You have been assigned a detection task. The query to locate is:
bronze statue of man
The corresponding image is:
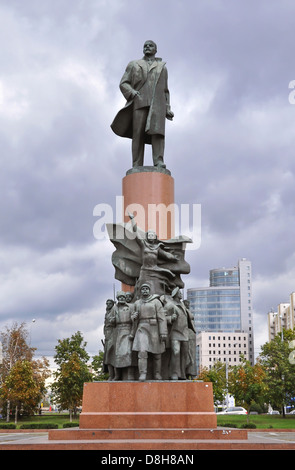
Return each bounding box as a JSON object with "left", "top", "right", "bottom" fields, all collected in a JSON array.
[
  {"left": 111, "top": 40, "right": 174, "bottom": 169},
  {"left": 132, "top": 283, "right": 168, "bottom": 381},
  {"left": 165, "top": 288, "right": 196, "bottom": 380},
  {"left": 102, "top": 299, "right": 116, "bottom": 380}
]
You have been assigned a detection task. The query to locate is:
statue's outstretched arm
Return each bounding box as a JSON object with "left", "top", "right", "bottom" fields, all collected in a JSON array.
[{"left": 128, "top": 212, "right": 143, "bottom": 246}]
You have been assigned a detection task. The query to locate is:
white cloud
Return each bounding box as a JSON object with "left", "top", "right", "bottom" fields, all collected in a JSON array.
[
  {"left": 58, "top": 60, "right": 107, "bottom": 98},
  {"left": 0, "top": 81, "right": 30, "bottom": 120}
]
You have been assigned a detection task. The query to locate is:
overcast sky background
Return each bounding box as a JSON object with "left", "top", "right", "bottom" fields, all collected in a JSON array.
[{"left": 1, "top": 0, "right": 295, "bottom": 363}]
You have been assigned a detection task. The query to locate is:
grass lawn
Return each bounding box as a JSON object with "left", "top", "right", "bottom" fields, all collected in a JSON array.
[
  {"left": 217, "top": 414, "right": 295, "bottom": 429},
  {"left": 1, "top": 412, "right": 79, "bottom": 429},
  {"left": 3, "top": 412, "right": 295, "bottom": 430}
]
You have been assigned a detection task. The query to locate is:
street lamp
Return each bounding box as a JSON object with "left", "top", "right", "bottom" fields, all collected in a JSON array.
[{"left": 225, "top": 343, "right": 238, "bottom": 408}]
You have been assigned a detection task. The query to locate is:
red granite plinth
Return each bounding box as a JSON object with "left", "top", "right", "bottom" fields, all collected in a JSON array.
[
  {"left": 47, "top": 381, "right": 250, "bottom": 448},
  {"left": 79, "top": 381, "right": 217, "bottom": 429}
]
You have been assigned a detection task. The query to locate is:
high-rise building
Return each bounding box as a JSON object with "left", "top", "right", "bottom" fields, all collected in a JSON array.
[
  {"left": 267, "top": 292, "right": 295, "bottom": 341},
  {"left": 187, "top": 259, "right": 254, "bottom": 371}
]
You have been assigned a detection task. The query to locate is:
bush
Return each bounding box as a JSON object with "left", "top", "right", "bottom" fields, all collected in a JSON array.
[
  {"left": 249, "top": 403, "right": 266, "bottom": 414},
  {"left": 220, "top": 423, "right": 237, "bottom": 428},
  {"left": 62, "top": 422, "right": 79, "bottom": 428},
  {"left": 241, "top": 423, "right": 257, "bottom": 429},
  {"left": 19, "top": 423, "right": 58, "bottom": 429},
  {"left": 0, "top": 423, "right": 17, "bottom": 429}
]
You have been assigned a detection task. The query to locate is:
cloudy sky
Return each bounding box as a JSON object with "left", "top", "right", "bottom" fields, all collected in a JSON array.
[{"left": 1, "top": 0, "right": 295, "bottom": 362}]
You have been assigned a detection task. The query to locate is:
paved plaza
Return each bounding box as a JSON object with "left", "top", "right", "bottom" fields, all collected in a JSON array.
[{"left": 1, "top": 429, "right": 295, "bottom": 450}]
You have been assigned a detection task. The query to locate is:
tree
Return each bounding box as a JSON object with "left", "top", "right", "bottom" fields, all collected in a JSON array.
[
  {"left": 51, "top": 331, "right": 93, "bottom": 421},
  {"left": 0, "top": 322, "right": 50, "bottom": 421},
  {"left": 228, "top": 356, "right": 267, "bottom": 421},
  {"left": 0, "top": 322, "right": 35, "bottom": 371},
  {"left": 259, "top": 329, "right": 295, "bottom": 417},
  {"left": 197, "top": 361, "right": 227, "bottom": 404},
  {"left": 1, "top": 360, "right": 41, "bottom": 424},
  {"left": 91, "top": 351, "right": 109, "bottom": 381}
]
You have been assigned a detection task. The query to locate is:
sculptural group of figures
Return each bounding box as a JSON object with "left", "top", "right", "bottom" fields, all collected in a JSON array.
[
  {"left": 103, "top": 212, "right": 196, "bottom": 381},
  {"left": 103, "top": 284, "right": 197, "bottom": 381},
  {"left": 103, "top": 41, "right": 196, "bottom": 381}
]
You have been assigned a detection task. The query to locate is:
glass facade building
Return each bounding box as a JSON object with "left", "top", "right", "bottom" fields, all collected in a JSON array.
[
  {"left": 190, "top": 287, "right": 241, "bottom": 332},
  {"left": 187, "top": 259, "right": 254, "bottom": 365},
  {"left": 210, "top": 268, "right": 240, "bottom": 287}
]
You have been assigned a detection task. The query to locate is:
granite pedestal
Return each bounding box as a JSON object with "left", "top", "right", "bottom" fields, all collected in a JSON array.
[
  {"left": 48, "top": 381, "right": 248, "bottom": 447},
  {"left": 79, "top": 381, "right": 216, "bottom": 429}
]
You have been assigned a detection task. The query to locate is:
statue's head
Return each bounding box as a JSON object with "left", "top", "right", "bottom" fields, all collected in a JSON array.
[
  {"left": 116, "top": 291, "right": 126, "bottom": 303},
  {"left": 143, "top": 40, "right": 157, "bottom": 56},
  {"left": 106, "top": 299, "right": 115, "bottom": 309},
  {"left": 172, "top": 287, "right": 182, "bottom": 301},
  {"left": 125, "top": 292, "right": 134, "bottom": 303},
  {"left": 140, "top": 283, "right": 151, "bottom": 297},
  {"left": 146, "top": 230, "right": 157, "bottom": 241}
]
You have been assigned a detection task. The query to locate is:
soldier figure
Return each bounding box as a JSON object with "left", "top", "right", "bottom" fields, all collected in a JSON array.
[
  {"left": 103, "top": 299, "right": 116, "bottom": 380},
  {"left": 132, "top": 284, "right": 168, "bottom": 381},
  {"left": 166, "top": 288, "right": 196, "bottom": 380},
  {"left": 112, "top": 292, "right": 137, "bottom": 381}
]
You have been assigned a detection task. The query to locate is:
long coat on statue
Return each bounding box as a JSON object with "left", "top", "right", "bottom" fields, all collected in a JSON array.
[
  {"left": 111, "top": 58, "right": 172, "bottom": 143},
  {"left": 132, "top": 295, "right": 168, "bottom": 355}
]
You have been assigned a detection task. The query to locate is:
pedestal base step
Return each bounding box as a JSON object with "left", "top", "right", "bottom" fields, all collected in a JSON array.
[
  {"left": 79, "top": 411, "right": 217, "bottom": 429},
  {"left": 49, "top": 427, "right": 247, "bottom": 441}
]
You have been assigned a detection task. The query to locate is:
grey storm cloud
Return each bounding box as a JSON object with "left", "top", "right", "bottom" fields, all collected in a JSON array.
[{"left": 0, "top": 0, "right": 295, "bottom": 359}]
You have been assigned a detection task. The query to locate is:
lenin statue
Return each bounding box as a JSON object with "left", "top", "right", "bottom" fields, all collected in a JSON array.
[{"left": 111, "top": 40, "right": 174, "bottom": 169}]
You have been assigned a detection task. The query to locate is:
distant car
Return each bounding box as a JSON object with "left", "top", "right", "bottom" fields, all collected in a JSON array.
[
  {"left": 267, "top": 410, "right": 280, "bottom": 415},
  {"left": 288, "top": 410, "right": 295, "bottom": 414},
  {"left": 217, "top": 407, "right": 247, "bottom": 415}
]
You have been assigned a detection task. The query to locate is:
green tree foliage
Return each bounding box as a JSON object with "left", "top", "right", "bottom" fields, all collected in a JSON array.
[
  {"left": 91, "top": 350, "right": 109, "bottom": 381},
  {"left": 259, "top": 329, "right": 295, "bottom": 417},
  {"left": 51, "top": 331, "right": 93, "bottom": 421},
  {"left": 197, "top": 361, "right": 227, "bottom": 404},
  {"left": 0, "top": 322, "right": 50, "bottom": 422},
  {"left": 1, "top": 360, "right": 41, "bottom": 424},
  {"left": 228, "top": 357, "right": 267, "bottom": 421}
]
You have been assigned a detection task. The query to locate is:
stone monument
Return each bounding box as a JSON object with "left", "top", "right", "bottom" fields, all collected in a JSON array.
[
  {"left": 49, "top": 41, "right": 235, "bottom": 447},
  {"left": 105, "top": 40, "right": 196, "bottom": 380},
  {"left": 47, "top": 42, "right": 250, "bottom": 448}
]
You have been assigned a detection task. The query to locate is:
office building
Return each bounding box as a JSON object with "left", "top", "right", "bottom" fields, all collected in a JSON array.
[
  {"left": 268, "top": 292, "right": 295, "bottom": 341},
  {"left": 187, "top": 259, "right": 254, "bottom": 372},
  {"left": 196, "top": 331, "right": 249, "bottom": 372}
]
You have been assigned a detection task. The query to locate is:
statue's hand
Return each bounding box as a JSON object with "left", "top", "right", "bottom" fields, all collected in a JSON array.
[
  {"left": 166, "top": 109, "right": 174, "bottom": 121},
  {"left": 160, "top": 334, "right": 168, "bottom": 343},
  {"left": 171, "top": 313, "right": 177, "bottom": 322},
  {"left": 132, "top": 90, "right": 140, "bottom": 98},
  {"left": 128, "top": 212, "right": 135, "bottom": 220},
  {"left": 131, "top": 311, "right": 139, "bottom": 321}
]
